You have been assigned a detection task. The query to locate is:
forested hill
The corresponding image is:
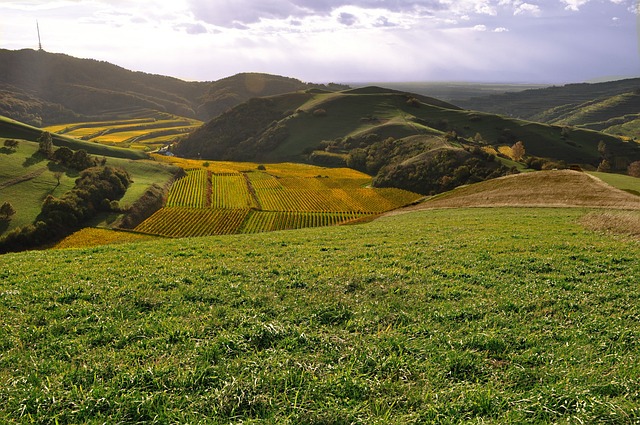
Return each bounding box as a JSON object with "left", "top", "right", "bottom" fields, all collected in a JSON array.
[{"left": 0, "top": 49, "right": 346, "bottom": 125}]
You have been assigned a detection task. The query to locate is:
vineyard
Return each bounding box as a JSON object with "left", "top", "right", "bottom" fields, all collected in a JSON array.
[
  {"left": 44, "top": 110, "right": 202, "bottom": 151},
  {"left": 133, "top": 158, "right": 423, "bottom": 237}
]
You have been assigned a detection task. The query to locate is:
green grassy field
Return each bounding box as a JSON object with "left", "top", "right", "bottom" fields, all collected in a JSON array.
[
  {"left": 0, "top": 207, "right": 638, "bottom": 423},
  {"left": 0, "top": 139, "right": 178, "bottom": 234},
  {"left": 589, "top": 171, "right": 640, "bottom": 195}
]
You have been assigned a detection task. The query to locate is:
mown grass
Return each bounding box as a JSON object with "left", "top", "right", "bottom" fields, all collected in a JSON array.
[{"left": 1, "top": 208, "right": 638, "bottom": 423}]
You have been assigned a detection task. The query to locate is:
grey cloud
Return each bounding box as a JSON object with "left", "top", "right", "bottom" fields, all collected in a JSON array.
[
  {"left": 180, "top": 23, "right": 208, "bottom": 34},
  {"left": 338, "top": 12, "right": 359, "bottom": 25},
  {"left": 187, "top": 0, "right": 446, "bottom": 27},
  {"left": 374, "top": 16, "right": 398, "bottom": 27}
]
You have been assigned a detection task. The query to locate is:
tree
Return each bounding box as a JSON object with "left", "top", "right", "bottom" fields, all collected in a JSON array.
[
  {"left": 511, "top": 141, "right": 525, "bottom": 161},
  {"left": 37, "top": 132, "right": 54, "bottom": 158},
  {"left": 0, "top": 202, "right": 16, "bottom": 220},
  {"left": 70, "top": 149, "right": 96, "bottom": 170},
  {"left": 52, "top": 146, "right": 73, "bottom": 164},
  {"left": 628, "top": 161, "right": 640, "bottom": 178},
  {"left": 597, "top": 141, "right": 610, "bottom": 160},
  {"left": 597, "top": 159, "right": 611, "bottom": 173},
  {"left": 53, "top": 171, "right": 63, "bottom": 187}
]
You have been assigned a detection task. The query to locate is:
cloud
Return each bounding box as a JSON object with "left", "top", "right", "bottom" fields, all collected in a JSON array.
[
  {"left": 494, "top": 26, "right": 509, "bottom": 32},
  {"left": 374, "top": 16, "right": 398, "bottom": 27},
  {"left": 561, "top": 0, "right": 590, "bottom": 11},
  {"left": 177, "top": 23, "right": 208, "bottom": 34},
  {"left": 473, "top": 24, "right": 488, "bottom": 31},
  {"left": 338, "top": 12, "right": 358, "bottom": 25},
  {"left": 514, "top": 3, "right": 541, "bottom": 16}
]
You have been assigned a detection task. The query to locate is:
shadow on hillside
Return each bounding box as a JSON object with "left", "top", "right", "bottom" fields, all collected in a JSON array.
[
  {"left": 23, "top": 153, "right": 46, "bottom": 167},
  {"left": 46, "top": 162, "right": 77, "bottom": 177},
  {"left": 0, "top": 220, "right": 9, "bottom": 234},
  {"left": 0, "top": 147, "right": 15, "bottom": 155}
]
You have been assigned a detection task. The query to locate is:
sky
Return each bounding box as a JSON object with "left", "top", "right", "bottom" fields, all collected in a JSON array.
[{"left": 0, "top": 0, "right": 639, "bottom": 84}]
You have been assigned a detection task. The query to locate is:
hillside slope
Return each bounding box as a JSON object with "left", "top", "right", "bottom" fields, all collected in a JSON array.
[
  {"left": 0, "top": 49, "right": 345, "bottom": 125},
  {"left": 454, "top": 78, "right": 640, "bottom": 139},
  {"left": 1, "top": 208, "right": 639, "bottom": 423},
  {"left": 174, "top": 87, "right": 640, "bottom": 194},
  {"left": 401, "top": 170, "right": 640, "bottom": 210}
]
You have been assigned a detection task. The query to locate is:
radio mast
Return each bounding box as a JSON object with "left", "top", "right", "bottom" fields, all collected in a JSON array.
[{"left": 37, "top": 20, "right": 43, "bottom": 51}]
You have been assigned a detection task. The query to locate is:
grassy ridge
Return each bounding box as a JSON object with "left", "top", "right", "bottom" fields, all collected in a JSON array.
[{"left": 0, "top": 208, "right": 638, "bottom": 423}]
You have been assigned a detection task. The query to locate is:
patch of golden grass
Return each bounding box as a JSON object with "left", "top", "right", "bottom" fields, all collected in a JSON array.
[
  {"left": 53, "top": 228, "right": 158, "bottom": 249},
  {"left": 401, "top": 170, "right": 640, "bottom": 212},
  {"left": 498, "top": 145, "right": 514, "bottom": 159},
  {"left": 482, "top": 146, "right": 498, "bottom": 156},
  {"left": 580, "top": 211, "right": 640, "bottom": 239}
]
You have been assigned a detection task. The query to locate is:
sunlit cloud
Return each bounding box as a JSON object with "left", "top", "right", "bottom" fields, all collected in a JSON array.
[{"left": 0, "top": 0, "right": 637, "bottom": 83}]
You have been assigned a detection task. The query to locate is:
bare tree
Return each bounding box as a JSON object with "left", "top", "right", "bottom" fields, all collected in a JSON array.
[
  {"left": 53, "top": 171, "right": 63, "bottom": 187},
  {"left": 511, "top": 141, "right": 525, "bottom": 162}
]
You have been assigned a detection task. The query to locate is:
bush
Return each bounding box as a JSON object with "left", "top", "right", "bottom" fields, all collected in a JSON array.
[
  {"left": 0, "top": 202, "right": 16, "bottom": 220},
  {"left": 3, "top": 139, "right": 18, "bottom": 149},
  {"left": 628, "top": 161, "right": 640, "bottom": 178}
]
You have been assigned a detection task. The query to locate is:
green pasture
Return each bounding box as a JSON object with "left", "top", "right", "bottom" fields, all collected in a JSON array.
[
  {"left": 0, "top": 141, "right": 77, "bottom": 231},
  {"left": 0, "top": 207, "right": 638, "bottom": 423},
  {"left": 589, "top": 171, "right": 640, "bottom": 195},
  {"left": 0, "top": 139, "right": 177, "bottom": 235}
]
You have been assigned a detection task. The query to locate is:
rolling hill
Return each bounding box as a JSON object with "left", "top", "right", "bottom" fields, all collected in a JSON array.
[
  {"left": 174, "top": 86, "right": 640, "bottom": 195},
  {"left": 454, "top": 78, "right": 640, "bottom": 139},
  {"left": 403, "top": 170, "right": 640, "bottom": 210},
  {"left": 0, "top": 49, "right": 347, "bottom": 125}
]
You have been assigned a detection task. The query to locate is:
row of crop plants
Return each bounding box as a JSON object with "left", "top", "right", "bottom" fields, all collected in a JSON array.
[
  {"left": 240, "top": 211, "right": 366, "bottom": 233},
  {"left": 211, "top": 173, "right": 258, "bottom": 209},
  {"left": 165, "top": 169, "right": 209, "bottom": 208},
  {"left": 132, "top": 163, "right": 422, "bottom": 237},
  {"left": 135, "top": 208, "right": 251, "bottom": 237},
  {"left": 134, "top": 209, "right": 366, "bottom": 237}
]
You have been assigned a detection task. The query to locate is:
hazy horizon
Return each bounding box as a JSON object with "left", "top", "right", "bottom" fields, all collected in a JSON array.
[{"left": 1, "top": 1, "right": 638, "bottom": 85}]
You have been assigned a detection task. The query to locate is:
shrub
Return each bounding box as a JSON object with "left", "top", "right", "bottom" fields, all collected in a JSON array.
[
  {"left": 3, "top": 139, "right": 18, "bottom": 149},
  {"left": 0, "top": 202, "right": 16, "bottom": 220},
  {"left": 628, "top": 161, "right": 640, "bottom": 178}
]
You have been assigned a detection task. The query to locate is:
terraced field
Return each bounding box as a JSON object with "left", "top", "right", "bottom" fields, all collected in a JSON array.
[
  {"left": 44, "top": 111, "right": 202, "bottom": 151},
  {"left": 133, "top": 158, "right": 422, "bottom": 237}
]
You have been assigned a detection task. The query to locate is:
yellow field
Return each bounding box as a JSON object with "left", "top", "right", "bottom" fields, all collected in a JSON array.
[
  {"left": 52, "top": 228, "right": 158, "bottom": 249},
  {"left": 44, "top": 113, "right": 203, "bottom": 151},
  {"left": 152, "top": 154, "right": 373, "bottom": 180}
]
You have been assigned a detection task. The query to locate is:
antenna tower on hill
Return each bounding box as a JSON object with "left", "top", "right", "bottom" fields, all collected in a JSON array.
[{"left": 37, "top": 20, "right": 43, "bottom": 51}]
